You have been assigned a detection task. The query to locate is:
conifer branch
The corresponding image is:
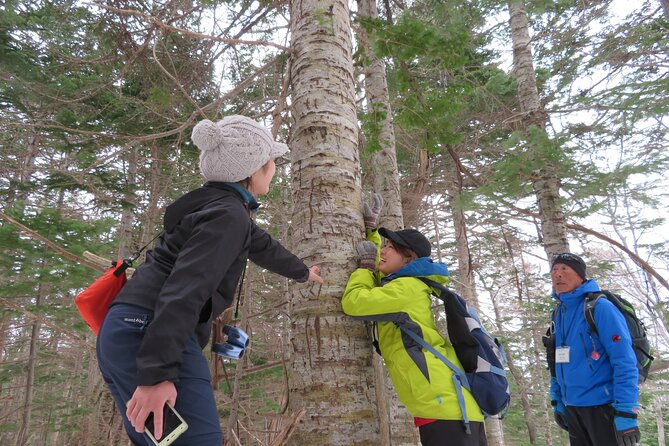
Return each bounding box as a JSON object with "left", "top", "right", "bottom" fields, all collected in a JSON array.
[
  {"left": 0, "top": 297, "right": 94, "bottom": 350},
  {"left": 92, "top": 3, "right": 290, "bottom": 51},
  {"left": 0, "top": 211, "right": 106, "bottom": 272},
  {"left": 27, "top": 57, "right": 281, "bottom": 145},
  {"left": 565, "top": 222, "right": 669, "bottom": 292},
  {"left": 447, "top": 150, "right": 669, "bottom": 292}
]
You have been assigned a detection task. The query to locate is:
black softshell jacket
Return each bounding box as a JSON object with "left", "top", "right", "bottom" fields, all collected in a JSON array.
[{"left": 112, "top": 183, "right": 309, "bottom": 385}]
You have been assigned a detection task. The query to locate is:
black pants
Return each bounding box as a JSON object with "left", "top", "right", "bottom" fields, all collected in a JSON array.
[
  {"left": 565, "top": 405, "right": 618, "bottom": 446},
  {"left": 419, "top": 420, "right": 487, "bottom": 446}
]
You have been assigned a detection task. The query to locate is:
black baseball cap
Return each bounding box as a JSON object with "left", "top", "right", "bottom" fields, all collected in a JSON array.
[{"left": 378, "top": 227, "right": 431, "bottom": 258}]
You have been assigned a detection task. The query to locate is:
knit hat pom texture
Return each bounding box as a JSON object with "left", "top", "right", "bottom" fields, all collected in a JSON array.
[{"left": 192, "top": 115, "right": 288, "bottom": 183}]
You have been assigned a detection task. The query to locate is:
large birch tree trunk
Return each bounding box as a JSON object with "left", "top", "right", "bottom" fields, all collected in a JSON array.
[
  {"left": 508, "top": 0, "right": 569, "bottom": 256},
  {"left": 287, "top": 0, "right": 379, "bottom": 443}
]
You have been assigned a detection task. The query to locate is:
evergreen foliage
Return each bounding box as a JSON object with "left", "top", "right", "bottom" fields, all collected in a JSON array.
[{"left": 0, "top": 0, "right": 667, "bottom": 444}]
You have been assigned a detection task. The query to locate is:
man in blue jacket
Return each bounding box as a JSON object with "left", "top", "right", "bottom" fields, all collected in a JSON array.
[{"left": 548, "top": 253, "right": 640, "bottom": 446}]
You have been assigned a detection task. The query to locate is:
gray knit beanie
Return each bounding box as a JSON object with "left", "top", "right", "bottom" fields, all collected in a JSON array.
[{"left": 192, "top": 115, "right": 289, "bottom": 182}]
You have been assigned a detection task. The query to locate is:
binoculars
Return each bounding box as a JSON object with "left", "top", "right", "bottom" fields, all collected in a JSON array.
[{"left": 212, "top": 325, "right": 250, "bottom": 360}]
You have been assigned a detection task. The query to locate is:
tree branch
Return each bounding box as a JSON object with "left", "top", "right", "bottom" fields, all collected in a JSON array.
[
  {"left": 0, "top": 211, "right": 106, "bottom": 272},
  {"left": 26, "top": 56, "right": 282, "bottom": 145},
  {"left": 0, "top": 297, "right": 94, "bottom": 350},
  {"left": 453, "top": 163, "right": 669, "bottom": 293},
  {"left": 566, "top": 222, "right": 669, "bottom": 292},
  {"left": 93, "top": 3, "right": 290, "bottom": 51}
]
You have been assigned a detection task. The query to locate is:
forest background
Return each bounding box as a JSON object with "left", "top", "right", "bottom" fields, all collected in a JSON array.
[{"left": 1, "top": 0, "right": 668, "bottom": 445}]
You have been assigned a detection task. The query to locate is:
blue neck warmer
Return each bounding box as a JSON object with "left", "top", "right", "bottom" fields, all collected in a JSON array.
[
  {"left": 382, "top": 257, "right": 449, "bottom": 284},
  {"left": 224, "top": 182, "right": 259, "bottom": 213}
]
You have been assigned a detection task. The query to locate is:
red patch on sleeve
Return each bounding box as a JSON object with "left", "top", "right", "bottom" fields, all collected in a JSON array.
[{"left": 612, "top": 335, "right": 621, "bottom": 342}]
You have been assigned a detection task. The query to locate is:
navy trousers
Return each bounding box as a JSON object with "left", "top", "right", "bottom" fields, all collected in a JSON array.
[{"left": 96, "top": 303, "right": 223, "bottom": 446}]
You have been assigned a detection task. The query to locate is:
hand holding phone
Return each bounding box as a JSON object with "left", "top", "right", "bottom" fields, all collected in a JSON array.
[
  {"left": 144, "top": 403, "right": 188, "bottom": 446},
  {"left": 126, "top": 381, "right": 177, "bottom": 440}
]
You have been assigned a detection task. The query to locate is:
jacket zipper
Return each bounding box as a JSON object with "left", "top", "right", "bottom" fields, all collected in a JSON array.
[
  {"left": 558, "top": 304, "right": 567, "bottom": 402},
  {"left": 579, "top": 332, "right": 594, "bottom": 370}
]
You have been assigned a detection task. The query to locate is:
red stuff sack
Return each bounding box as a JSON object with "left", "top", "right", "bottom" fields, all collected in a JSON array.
[{"left": 75, "top": 260, "right": 131, "bottom": 335}]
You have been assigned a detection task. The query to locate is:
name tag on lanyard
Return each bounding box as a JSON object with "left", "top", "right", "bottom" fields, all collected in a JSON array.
[{"left": 556, "top": 346, "right": 570, "bottom": 363}]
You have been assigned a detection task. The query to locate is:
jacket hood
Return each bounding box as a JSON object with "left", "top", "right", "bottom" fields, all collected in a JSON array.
[
  {"left": 551, "top": 278, "right": 600, "bottom": 303},
  {"left": 164, "top": 182, "right": 258, "bottom": 233},
  {"left": 383, "top": 257, "right": 449, "bottom": 284}
]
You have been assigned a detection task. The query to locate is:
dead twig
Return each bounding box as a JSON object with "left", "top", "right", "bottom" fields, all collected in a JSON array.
[{"left": 92, "top": 3, "right": 290, "bottom": 51}]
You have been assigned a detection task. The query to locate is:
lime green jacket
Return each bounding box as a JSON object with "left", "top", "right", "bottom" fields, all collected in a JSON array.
[{"left": 341, "top": 231, "right": 483, "bottom": 422}]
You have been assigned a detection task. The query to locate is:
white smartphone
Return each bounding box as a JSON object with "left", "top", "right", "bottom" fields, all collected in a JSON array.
[{"left": 143, "top": 403, "right": 188, "bottom": 446}]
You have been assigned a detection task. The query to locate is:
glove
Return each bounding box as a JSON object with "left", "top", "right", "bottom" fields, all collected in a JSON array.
[
  {"left": 551, "top": 399, "right": 569, "bottom": 431},
  {"left": 362, "top": 193, "right": 383, "bottom": 229},
  {"left": 612, "top": 403, "right": 641, "bottom": 446},
  {"left": 549, "top": 378, "right": 568, "bottom": 431},
  {"left": 355, "top": 241, "right": 377, "bottom": 271}
]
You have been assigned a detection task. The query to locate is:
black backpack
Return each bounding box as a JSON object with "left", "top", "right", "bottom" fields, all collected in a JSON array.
[
  {"left": 584, "top": 291, "right": 653, "bottom": 383},
  {"left": 542, "top": 290, "right": 653, "bottom": 383}
]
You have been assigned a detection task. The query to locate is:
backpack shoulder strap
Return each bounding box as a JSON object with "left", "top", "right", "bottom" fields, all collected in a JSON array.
[
  {"left": 549, "top": 306, "right": 558, "bottom": 330},
  {"left": 583, "top": 292, "right": 603, "bottom": 335},
  {"left": 397, "top": 324, "right": 471, "bottom": 432},
  {"left": 417, "top": 277, "right": 450, "bottom": 300},
  {"left": 398, "top": 325, "right": 468, "bottom": 386}
]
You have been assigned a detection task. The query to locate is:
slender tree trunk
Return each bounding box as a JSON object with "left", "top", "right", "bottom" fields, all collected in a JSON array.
[
  {"left": 508, "top": 0, "right": 569, "bottom": 256},
  {"left": 80, "top": 352, "right": 104, "bottom": 444},
  {"left": 2, "top": 131, "right": 39, "bottom": 446},
  {"left": 15, "top": 256, "right": 47, "bottom": 446},
  {"left": 288, "top": 0, "right": 378, "bottom": 443},
  {"left": 655, "top": 394, "right": 666, "bottom": 446},
  {"left": 500, "top": 231, "right": 540, "bottom": 443},
  {"left": 138, "top": 143, "right": 164, "bottom": 257},
  {"left": 446, "top": 159, "right": 505, "bottom": 446},
  {"left": 402, "top": 149, "right": 429, "bottom": 228},
  {"left": 118, "top": 147, "right": 138, "bottom": 260},
  {"left": 507, "top": 5, "right": 574, "bottom": 436},
  {"left": 225, "top": 264, "right": 253, "bottom": 441},
  {"left": 16, "top": 323, "right": 38, "bottom": 446},
  {"left": 370, "top": 356, "right": 391, "bottom": 446},
  {"left": 357, "top": 0, "right": 419, "bottom": 444},
  {"left": 357, "top": 0, "right": 403, "bottom": 227},
  {"left": 660, "top": 0, "right": 669, "bottom": 19}
]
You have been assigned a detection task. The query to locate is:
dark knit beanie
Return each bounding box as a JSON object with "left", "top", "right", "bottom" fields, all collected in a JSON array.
[{"left": 551, "top": 253, "right": 587, "bottom": 281}]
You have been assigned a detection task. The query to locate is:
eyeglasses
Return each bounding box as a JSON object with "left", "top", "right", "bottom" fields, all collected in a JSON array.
[{"left": 213, "top": 325, "right": 250, "bottom": 360}]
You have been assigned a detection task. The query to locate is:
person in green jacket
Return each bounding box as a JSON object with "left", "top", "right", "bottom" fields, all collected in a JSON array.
[{"left": 341, "top": 194, "right": 487, "bottom": 446}]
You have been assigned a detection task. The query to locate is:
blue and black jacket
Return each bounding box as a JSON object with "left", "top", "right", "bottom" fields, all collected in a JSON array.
[{"left": 550, "top": 279, "right": 638, "bottom": 406}]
